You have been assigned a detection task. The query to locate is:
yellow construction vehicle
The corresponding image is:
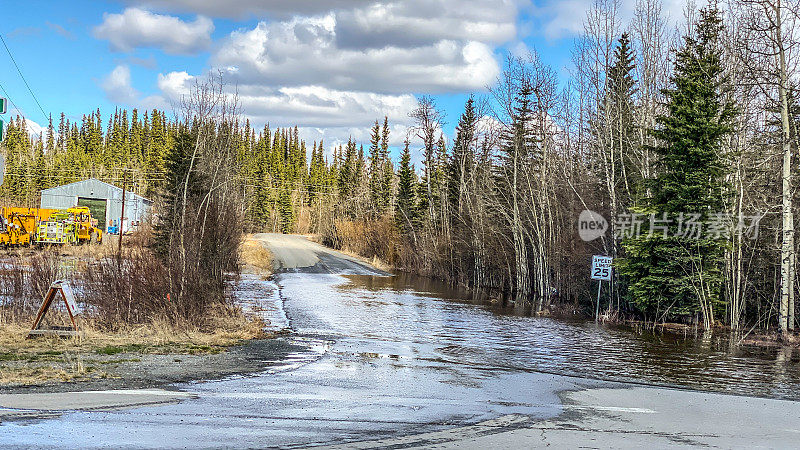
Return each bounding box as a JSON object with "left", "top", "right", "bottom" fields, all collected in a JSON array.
[
  {"left": 0, "top": 207, "right": 54, "bottom": 248},
  {"left": 66, "top": 206, "right": 103, "bottom": 244},
  {"left": 0, "top": 216, "right": 29, "bottom": 247},
  {"left": 35, "top": 206, "right": 102, "bottom": 245}
]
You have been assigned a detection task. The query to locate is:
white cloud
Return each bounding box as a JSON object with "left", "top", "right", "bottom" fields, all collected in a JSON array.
[
  {"left": 100, "top": 65, "right": 169, "bottom": 109},
  {"left": 94, "top": 8, "right": 214, "bottom": 55},
  {"left": 535, "top": 0, "right": 691, "bottom": 40},
  {"left": 157, "top": 71, "right": 194, "bottom": 99},
  {"left": 153, "top": 75, "right": 417, "bottom": 130},
  {"left": 334, "top": 0, "right": 517, "bottom": 49},
  {"left": 214, "top": 15, "right": 500, "bottom": 94},
  {"left": 4, "top": 108, "right": 47, "bottom": 138},
  {"left": 122, "top": 0, "right": 402, "bottom": 19},
  {"left": 111, "top": 1, "right": 525, "bottom": 144},
  {"left": 239, "top": 86, "right": 417, "bottom": 129},
  {"left": 102, "top": 65, "right": 140, "bottom": 104},
  {"left": 538, "top": 0, "right": 595, "bottom": 39}
]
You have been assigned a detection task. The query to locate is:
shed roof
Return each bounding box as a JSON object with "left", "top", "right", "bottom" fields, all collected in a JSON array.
[{"left": 40, "top": 178, "right": 152, "bottom": 203}]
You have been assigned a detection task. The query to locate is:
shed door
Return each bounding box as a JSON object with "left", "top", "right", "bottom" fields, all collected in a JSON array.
[{"left": 77, "top": 198, "right": 107, "bottom": 231}]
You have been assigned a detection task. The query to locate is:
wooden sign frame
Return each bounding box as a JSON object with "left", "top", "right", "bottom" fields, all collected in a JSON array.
[{"left": 28, "top": 280, "right": 82, "bottom": 338}]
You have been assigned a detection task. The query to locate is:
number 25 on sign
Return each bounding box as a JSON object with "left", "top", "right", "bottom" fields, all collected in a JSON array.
[
  {"left": 591, "top": 255, "right": 612, "bottom": 320},
  {"left": 591, "top": 255, "right": 612, "bottom": 281}
]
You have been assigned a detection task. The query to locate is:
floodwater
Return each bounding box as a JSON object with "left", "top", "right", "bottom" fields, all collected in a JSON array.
[
  {"left": 344, "top": 272, "right": 800, "bottom": 400},
  {"left": 1, "top": 269, "right": 799, "bottom": 448}
]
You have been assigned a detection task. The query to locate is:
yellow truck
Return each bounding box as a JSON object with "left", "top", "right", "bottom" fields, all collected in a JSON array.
[
  {"left": 0, "top": 207, "right": 53, "bottom": 247},
  {"left": 35, "top": 206, "right": 102, "bottom": 245}
]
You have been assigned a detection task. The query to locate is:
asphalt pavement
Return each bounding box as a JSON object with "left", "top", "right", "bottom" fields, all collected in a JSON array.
[{"left": 1, "top": 233, "right": 798, "bottom": 448}]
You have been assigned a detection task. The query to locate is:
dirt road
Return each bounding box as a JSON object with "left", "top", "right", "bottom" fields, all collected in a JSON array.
[{"left": 253, "top": 233, "right": 387, "bottom": 275}]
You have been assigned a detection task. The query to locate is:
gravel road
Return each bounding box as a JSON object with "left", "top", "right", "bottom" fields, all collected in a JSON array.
[{"left": 253, "top": 232, "right": 387, "bottom": 275}]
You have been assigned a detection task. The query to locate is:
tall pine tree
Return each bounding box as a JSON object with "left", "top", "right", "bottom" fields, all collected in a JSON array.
[
  {"left": 396, "top": 139, "right": 416, "bottom": 231},
  {"left": 620, "top": 5, "right": 735, "bottom": 329}
]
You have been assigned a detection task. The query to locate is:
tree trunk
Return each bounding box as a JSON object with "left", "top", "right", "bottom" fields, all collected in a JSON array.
[{"left": 777, "top": 1, "right": 794, "bottom": 334}]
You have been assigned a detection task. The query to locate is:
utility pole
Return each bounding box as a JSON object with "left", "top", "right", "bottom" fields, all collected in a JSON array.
[{"left": 0, "top": 97, "right": 6, "bottom": 186}]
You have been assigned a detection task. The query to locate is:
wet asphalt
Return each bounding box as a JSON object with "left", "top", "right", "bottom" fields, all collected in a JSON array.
[
  {"left": 1, "top": 234, "right": 799, "bottom": 448},
  {"left": 0, "top": 234, "right": 588, "bottom": 448}
]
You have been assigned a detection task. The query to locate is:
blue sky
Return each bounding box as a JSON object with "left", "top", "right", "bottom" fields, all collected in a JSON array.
[{"left": 2, "top": 0, "right": 673, "bottom": 154}]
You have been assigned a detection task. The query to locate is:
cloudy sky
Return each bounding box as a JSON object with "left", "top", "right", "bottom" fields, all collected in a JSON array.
[{"left": 3, "top": 0, "right": 684, "bottom": 152}]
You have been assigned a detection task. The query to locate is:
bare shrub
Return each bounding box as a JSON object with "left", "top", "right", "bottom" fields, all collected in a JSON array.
[
  {"left": 0, "top": 250, "right": 67, "bottom": 323},
  {"left": 78, "top": 249, "right": 170, "bottom": 327},
  {"left": 0, "top": 257, "right": 30, "bottom": 319},
  {"left": 326, "top": 217, "right": 401, "bottom": 266},
  {"left": 150, "top": 75, "right": 244, "bottom": 326},
  {"left": 29, "top": 249, "right": 66, "bottom": 302},
  {"left": 124, "top": 215, "right": 155, "bottom": 248}
]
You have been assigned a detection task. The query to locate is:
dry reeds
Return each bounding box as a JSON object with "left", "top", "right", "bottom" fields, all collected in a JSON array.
[{"left": 240, "top": 237, "right": 274, "bottom": 276}]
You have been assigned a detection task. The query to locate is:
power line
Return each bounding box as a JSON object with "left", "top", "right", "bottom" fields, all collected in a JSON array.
[
  {"left": 0, "top": 34, "right": 48, "bottom": 122},
  {"left": 0, "top": 82, "right": 21, "bottom": 116}
]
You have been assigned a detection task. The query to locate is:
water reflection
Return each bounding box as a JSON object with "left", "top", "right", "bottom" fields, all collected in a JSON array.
[{"left": 342, "top": 272, "right": 800, "bottom": 400}]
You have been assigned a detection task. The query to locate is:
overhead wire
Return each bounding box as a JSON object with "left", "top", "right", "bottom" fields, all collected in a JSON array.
[
  {"left": 0, "top": 82, "right": 22, "bottom": 116},
  {"left": 0, "top": 34, "right": 48, "bottom": 122}
]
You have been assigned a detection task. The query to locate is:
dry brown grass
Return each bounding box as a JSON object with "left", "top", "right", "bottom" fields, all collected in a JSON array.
[
  {"left": 0, "top": 307, "right": 265, "bottom": 355},
  {"left": 0, "top": 365, "right": 99, "bottom": 386},
  {"left": 336, "top": 247, "right": 392, "bottom": 272},
  {"left": 240, "top": 236, "right": 274, "bottom": 276},
  {"left": 55, "top": 239, "right": 116, "bottom": 258},
  {"left": 326, "top": 217, "right": 401, "bottom": 266},
  {"left": 0, "top": 305, "right": 266, "bottom": 386}
]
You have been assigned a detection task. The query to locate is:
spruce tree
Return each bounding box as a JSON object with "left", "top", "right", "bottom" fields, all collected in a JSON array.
[
  {"left": 251, "top": 130, "right": 273, "bottom": 230},
  {"left": 152, "top": 130, "right": 206, "bottom": 260},
  {"left": 448, "top": 97, "right": 477, "bottom": 216},
  {"left": 338, "top": 138, "right": 357, "bottom": 199},
  {"left": 57, "top": 113, "right": 66, "bottom": 152},
  {"left": 368, "top": 120, "right": 383, "bottom": 214},
  {"left": 33, "top": 137, "right": 46, "bottom": 193},
  {"left": 380, "top": 117, "right": 393, "bottom": 213},
  {"left": 396, "top": 140, "right": 416, "bottom": 230},
  {"left": 620, "top": 5, "right": 735, "bottom": 328},
  {"left": 45, "top": 115, "right": 55, "bottom": 154}
]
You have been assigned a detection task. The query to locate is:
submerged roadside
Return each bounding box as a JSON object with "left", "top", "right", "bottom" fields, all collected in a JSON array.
[
  {"left": 0, "top": 272, "right": 295, "bottom": 394},
  {"left": 0, "top": 236, "right": 289, "bottom": 393}
]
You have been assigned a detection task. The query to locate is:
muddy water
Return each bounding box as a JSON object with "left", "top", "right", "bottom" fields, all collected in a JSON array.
[
  {"left": 2, "top": 269, "right": 799, "bottom": 448},
  {"left": 343, "top": 272, "right": 800, "bottom": 400}
]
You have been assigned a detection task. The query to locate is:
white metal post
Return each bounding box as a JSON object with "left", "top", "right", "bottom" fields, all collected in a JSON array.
[{"left": 595, "top": 279, "right": 602, "bottom": 321}]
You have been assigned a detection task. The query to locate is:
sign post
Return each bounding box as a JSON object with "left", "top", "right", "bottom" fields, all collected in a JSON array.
[
  {"left": 591, "top": 255, "right": 613, "bottom": 320},
  {"left": 0, "top": 97, "right": 6, "bottom": 142},
  {"left": 28, "top": 280, "right": 82, "bottom": 338},
  {"left": 0, "top": 97, "right": 6, "bottom": 144}
]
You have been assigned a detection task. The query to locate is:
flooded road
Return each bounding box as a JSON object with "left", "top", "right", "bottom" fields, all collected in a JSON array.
[
  {"left": 352, "top": 272, "right": 800, "bottom": 401},
  {"left": 1, "top": 233, "right": 799, "bottom": 448}
]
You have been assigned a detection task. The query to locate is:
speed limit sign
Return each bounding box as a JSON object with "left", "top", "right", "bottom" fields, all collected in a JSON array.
[{"left": 591, "top": 255, "right": 612, "bottom": 281}]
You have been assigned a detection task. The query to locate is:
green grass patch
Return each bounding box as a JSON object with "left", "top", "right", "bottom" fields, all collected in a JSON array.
[
  {"left": 94, "top": 343, "right": 225, "bottom": 355},
  {"left": 0, "top": 352, "right": 23, "bottom": 361},
  {"left": 95, "top": 344, "right": 146, "bottom": 355}
]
